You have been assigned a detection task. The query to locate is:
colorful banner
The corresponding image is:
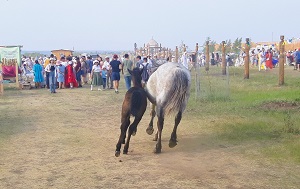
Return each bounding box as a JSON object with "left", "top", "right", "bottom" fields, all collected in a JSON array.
[{"left": 0, "top": 46, "right": 21, "bottom": 66}]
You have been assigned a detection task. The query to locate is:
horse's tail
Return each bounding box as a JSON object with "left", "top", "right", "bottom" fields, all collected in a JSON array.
[
  {"left": 131, "top": 90, "right": 143, "bottom": 116},
  {"left": 164, "top": 69, "right": 190, "bottom": 115}
]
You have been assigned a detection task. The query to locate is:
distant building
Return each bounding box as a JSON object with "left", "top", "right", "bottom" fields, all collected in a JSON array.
[
  {"left": 135, "top": 38, "right": 168, "bottom": 58},
  {"left": 51, "top": 49, "right": 73, "bottom": 59}
]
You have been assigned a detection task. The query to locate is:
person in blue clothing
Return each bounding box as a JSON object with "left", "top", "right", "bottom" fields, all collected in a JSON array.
[
  {"left": 86, "top": 55, "right": 94, "bottom": 82},
  {"left": 295, "top": 48, "right": 300, "bottom": 71},
  {"left": 45, "top": 59, "right": 57, "bottom": 93},
  {"left": 135, "top": 55, "right": 143, "bottom": 68},
  {"left": 33, "top": 60, "right": 44, "bottom": 88},
  {"left": 56, "top": 60, "right": 66, "bottom": 89},
  {"left": 109, "top": 54, "right": 122, "bottom": 93},
  {"left": 122, "top": 53, "right": 133, "bottom": 90},
  {"left": 102, "top": 65, "right": 107, "bottom": 90}
]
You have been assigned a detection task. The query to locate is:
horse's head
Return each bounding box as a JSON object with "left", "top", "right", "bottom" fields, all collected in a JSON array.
[{"left": 128, "top": 68, "right": 142, "bottom": 87}]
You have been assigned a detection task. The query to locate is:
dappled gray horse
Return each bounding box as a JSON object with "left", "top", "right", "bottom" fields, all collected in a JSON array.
[{"left": 145, "top": 62, "right": 191, "bottom": 153}]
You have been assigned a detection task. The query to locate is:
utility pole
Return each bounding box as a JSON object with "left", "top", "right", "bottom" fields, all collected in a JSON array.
[
  {"left": 222, "top": 41, "right": 226, "bottom": 75},
  {"left": 244, "top": 38, "right": 250, "bottom": 79},
  {"left": 205, "top": 41, "right": 209, "bottom": 71},
  {"left": 279, "top": 35, "right": 285, "bottom": 85}
]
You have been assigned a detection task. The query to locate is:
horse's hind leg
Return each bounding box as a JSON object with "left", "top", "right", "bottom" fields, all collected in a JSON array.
[
  {"left": 154, "top": 107, "right": 164, "bottom": 153},
  {"left": 169, "top": 111, "right": 182, "bottom": 148},
  {"left": 146, "top": 103, "right": 156, "bottom": 135},
  {"left": 123, "top": 116, "right": 142, "bottom": 154},
  {"left": 115, "top": 116, "right": 130, "bottom": 157}
]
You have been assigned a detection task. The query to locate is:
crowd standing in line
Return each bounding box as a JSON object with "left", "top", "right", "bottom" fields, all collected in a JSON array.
[{"left": 21, "top": 53, "right": 157, "bottom": 95}]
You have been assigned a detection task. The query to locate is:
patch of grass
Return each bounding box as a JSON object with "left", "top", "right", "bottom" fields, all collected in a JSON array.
[
  {"left": 188, "top": 66, "right": 300, "bottom": 163},
  {"left": 262, "top": 138, "right": 300, "bottom": 163},
  {"left": 282, "top": 111, "right": 300, "bottom": 135},
  {"left": 216, "top": 122, "right": 281, "bottom": 144}
]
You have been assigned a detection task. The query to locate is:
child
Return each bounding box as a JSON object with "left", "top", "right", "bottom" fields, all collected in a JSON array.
[{"left": 102, "top": 66, "right": 107, "bottom": 90}]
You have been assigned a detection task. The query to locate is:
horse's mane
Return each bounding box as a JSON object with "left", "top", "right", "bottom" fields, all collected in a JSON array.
[{"left": 150, "top": 59, "right": 167, "bottom": 73}]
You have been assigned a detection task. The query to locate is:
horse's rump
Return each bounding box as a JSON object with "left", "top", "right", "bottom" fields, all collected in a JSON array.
[
  {"left": 163, "top": 68, "right": 190, "bottom": 115},
  {"left": 146, "top": 62, "right": 191, "bottom": 116}
]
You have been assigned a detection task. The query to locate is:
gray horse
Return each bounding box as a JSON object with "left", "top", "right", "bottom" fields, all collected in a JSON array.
[{"left": 145, "top": 61, "right": 191, "bottom": 153}]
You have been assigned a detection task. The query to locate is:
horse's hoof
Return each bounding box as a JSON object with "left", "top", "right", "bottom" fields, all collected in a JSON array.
[
  {"left": 153, "top": 147, "right": 161, "bottom": 154},
  {"left": 169, "top": 140, "right": 177, "bottom": 148},
  {"left": 153, "top": 144, "right": 161, "bottom": 153},
  {"left": 153, "top": 133, "right": 158, "bottom": 141},
  {"left": 146, "top": 127, "right": 154, "bottom": 135},
  {"left": 115, "top": 151, "right": 120, "bottom": 157},
  {"left": 132, "top": 131, "right": 136, "bottom": 136},
  {"left": 123, "top": 151, "right": 128, "bottom": 154}
]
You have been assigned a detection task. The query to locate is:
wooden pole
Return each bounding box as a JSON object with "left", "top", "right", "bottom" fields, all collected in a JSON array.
[
  {"left": 244, "top": 38, "right": 250, "bottom": 79},
  {"left": 146, "top": 45, "right": 149, "bottom": 56},
  {"left": 205, "top": 41, "right": 209, "bottom": 71},
  {"left": 134, "top": 43, "right": 137, "bottom": 56},
  {"left": 16, "top": 46, "right": 21, "bottom": 88},
  {"left": 279, "top": 35, "right": 285, "bottom": 85},
  {"left": 0, "top": 59, "right": 3, "bottom": 95},
  {"left": 15, "top": 60, "right": 19, "bottom": 88},
  {"left": 195, "top": 43, "right": 199, "bottom": 59},
  {"left": 222, "top": 41, "right": 226, "bottom": 75},
  {"left": 195, "top": 43, "right": 200, "bottom": 100},
  {"left": 175, "top": 46, "right": 179, "bottom": 63}
]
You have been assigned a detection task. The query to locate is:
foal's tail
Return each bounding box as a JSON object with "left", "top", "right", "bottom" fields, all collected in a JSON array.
[
  {"left": 131, "top": 90, "right": 143, "bottom": 116},
  {"left": 164, "top": 69, "right": 190, "bottom": 115}
]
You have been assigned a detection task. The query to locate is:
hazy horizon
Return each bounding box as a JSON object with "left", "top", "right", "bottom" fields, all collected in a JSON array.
[{"left": 1, "top": 0, "right": 299, "bottom": 51}]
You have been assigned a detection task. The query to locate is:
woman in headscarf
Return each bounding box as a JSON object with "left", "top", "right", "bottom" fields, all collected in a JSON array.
[
  {"left": 65, "top": 56, "right": 77, "bottom": 89},
  {"left": 80, "top": 56, "right": 88, "bottom": 84},
  {"left": 265, "top": 49, "right": 273, "bottom": 70},
  {"left": 56, "top": 60, "right": 65, "bottom": 89},
  {"left": 33, "top": 60, "right": 44, "bottom": 88},
  {"left": 90, "top": 60, "right": 103, "bottom": 91},
  {"left": 74, "top": 57, "right": 82, "bottom": 87}
]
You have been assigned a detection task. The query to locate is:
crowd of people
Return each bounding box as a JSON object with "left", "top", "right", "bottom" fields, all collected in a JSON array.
[
  {"left": 21, "top": 47, "right": 299, "bottom": 94},
  {"left": 188, "top": 47, "right": 300, "bottom": 71},
  {"left": 286, "top": 48, "right": 300, "bottom": 70},
  {"left": 21, "top": 53, "right": 153, "bottom": 94}
]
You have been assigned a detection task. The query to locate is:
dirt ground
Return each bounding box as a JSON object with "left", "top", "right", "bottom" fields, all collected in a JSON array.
[{"left": 0, "top": 86, "right": 299, "bottom": 189}]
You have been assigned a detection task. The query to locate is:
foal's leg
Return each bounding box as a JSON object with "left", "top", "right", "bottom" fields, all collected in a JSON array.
[
  {"left": 153, "top": 130, "right": 158, "bottom": 141},
  {"left": 123, "top": 116, "right": 142, "bottom": 154},
  {"left": 115, "top": 115, "right": 130, "bottom": 157},
  {"left": 169, "top": 111, "right": 182, "bottom": 148},
  {"left": 154, "top": 107, "right": 164, "bottom": 153},
  {"left": 146, "top": 103, "right": 156, "bottom": 135}
]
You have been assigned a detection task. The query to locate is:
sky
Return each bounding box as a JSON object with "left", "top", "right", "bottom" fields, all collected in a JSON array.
[{"left": 1, "top": 0, "right": 299, "bottom": 51}]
